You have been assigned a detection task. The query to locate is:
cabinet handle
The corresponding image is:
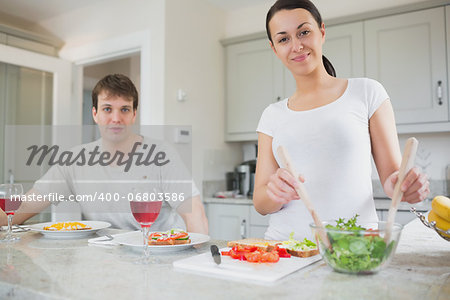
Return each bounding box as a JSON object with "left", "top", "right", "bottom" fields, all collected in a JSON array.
[
  {"left": 240, "top": 219, "right": 247, "bottom": 239},
  {"left": 276, "top": 96, "right": 281, "bottom": 102},
  {"left": 437, "top": 81, "right": 443, "bottom": 105}
]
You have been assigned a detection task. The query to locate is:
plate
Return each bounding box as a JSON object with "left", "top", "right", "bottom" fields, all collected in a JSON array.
[
  {"left": 29, "top": 221, "right": 111, "bottom": 239},
  {"left": 114, "top": 231, "right": 210, "bottom": 252}
]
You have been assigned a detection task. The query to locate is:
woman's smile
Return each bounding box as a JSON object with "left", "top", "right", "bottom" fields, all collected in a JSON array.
[{"left": 292, "top": 53, "right": 309, "bottom": 62}]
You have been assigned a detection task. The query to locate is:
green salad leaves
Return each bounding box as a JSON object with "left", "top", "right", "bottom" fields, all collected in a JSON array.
[
  {"left": 323, "top": 215, "right": 394, "bottom": 273},
  {"left": 281, "top": 232, "right": 317, "bottom": 251}
]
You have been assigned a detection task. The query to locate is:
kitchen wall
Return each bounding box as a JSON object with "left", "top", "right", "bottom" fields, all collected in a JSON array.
[
  {"left": 164, "top": 0, "right": 242, "bottom": 189},
  {"left": 27, "top": 0, "right": 242, "bottom": 193}
]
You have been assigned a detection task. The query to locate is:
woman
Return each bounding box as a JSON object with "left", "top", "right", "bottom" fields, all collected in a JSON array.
[{"left": 253, "top": 0, "right": 429, "bottom": 240}]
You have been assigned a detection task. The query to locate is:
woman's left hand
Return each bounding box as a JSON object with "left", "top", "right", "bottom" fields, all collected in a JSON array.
[{"left": 383, "top": 167, "right": 430, "bottom": 204}]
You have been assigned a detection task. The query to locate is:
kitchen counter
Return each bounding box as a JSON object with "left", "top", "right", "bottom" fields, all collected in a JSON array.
[
  {"left": 0, "top": 218, "right": 448, "bottom": 300},
  {"left": 204, "top": 196, "right": 253, "bottom": 205}
]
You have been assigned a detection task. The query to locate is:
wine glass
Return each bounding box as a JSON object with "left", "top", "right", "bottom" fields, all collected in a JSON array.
[
  {"left": 130, "top": 188, "right": 163, "bottom": 264},
  {"left": 0, "top": 184, "right": 24, "bottom": 242}
]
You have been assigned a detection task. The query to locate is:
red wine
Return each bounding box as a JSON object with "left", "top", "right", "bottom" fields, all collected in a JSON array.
[
  {"left": 130, "top": 201, "right": 162, "bottom": 227},
  {"left": 0, "top": 198, "right": 22, "bottom": 215}
]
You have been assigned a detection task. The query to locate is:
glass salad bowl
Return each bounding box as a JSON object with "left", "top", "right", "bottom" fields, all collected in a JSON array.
[{"left": 310, "top": 219, "right": 403, "bottom": 275}]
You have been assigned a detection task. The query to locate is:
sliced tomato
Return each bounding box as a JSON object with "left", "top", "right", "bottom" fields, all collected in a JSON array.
[
  {"left": 364, "top": 228, "right": 380, "bottom": 237},
  {"left": 260, "top": 251, "right": 280, "bottom": 263},
  {"left": 275, "top": 247, "right": 291, "bottom": 258},
  {"left": 229, "top": 247, "right": 248, "bottom": 260},
  {"left": 149, "top": 232, "right": 163, "bottom": 239},
  {"left": 221, "top": 251, "right": 231, "bottom": 256},
  {"left": 171, "top": 232, "right": 189, "bottom": 240},
  {"left": 244, "top": 251, "right": 262, "bottom": 262}
]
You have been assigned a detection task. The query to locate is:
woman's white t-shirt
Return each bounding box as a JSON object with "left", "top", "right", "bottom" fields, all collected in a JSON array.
[{"left": 256, "top": 78, "right": 389, "bottom": 240}]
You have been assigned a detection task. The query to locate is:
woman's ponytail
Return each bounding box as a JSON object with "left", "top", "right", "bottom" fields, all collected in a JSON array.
[{"left": 322, "top": 55, "right": 336, "bottom": 77}]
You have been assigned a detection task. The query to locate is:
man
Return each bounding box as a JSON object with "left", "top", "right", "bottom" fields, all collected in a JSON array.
[{"left": 1, "top": 74, "right": 208, "bottom": 234}]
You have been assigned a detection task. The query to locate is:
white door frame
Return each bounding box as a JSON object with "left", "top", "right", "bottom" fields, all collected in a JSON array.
[
  {"left": 0, "top": 43, "right": 72, "bottom": 126},
  {"left": 59, "top": 30, "right": 164, "bottom": 126}
]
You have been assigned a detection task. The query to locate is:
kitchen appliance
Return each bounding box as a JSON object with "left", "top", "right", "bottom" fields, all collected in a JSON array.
[
  {"left": 235, "top": 160, "right": 256, "bottom": 197},
  {"left": 226, "top": 172, "right": 238, "bottom": 191}
]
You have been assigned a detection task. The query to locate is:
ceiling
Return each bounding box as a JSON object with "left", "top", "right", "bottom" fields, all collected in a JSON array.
[{"left": 0, "top": 0, "right": 270, "bottom": 24}]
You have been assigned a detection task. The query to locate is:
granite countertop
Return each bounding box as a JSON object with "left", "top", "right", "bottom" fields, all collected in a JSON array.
[{"left": 0, "top": 218, "right": 449, "bottom": 300}]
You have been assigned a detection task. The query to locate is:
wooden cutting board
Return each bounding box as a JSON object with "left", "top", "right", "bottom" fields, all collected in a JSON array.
[{"left": 173, "top": 248, "right": 322, "bottom": 285}]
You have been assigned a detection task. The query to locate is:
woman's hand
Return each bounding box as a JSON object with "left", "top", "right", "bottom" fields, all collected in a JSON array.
[
  {"left": 383, "top": 167, "right": 430, "bottom": 204},
  {"left": 266, "top": 168, "right": 304, "bottom": 204}
]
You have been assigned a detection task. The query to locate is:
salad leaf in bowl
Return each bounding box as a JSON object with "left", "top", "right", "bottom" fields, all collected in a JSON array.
[{"left": 310, "top": 215, "right": 402, "bottom": 274}]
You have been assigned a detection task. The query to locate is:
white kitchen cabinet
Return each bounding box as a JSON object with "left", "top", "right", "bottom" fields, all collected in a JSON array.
[
  {"left": 365, "top": 7, "right": 448, "bottom": 125},
  {"left": 447, "top": 6, "right": 450, "bottom": 118},
  {"left": 205, "top": 201, "right": 270, "bottom": 240},
  {"left": 206, "top": 203, "right": 250, "bottom": 240},
  {"left": 249, "top": 205, "right": 270, "bottom": 238},
  {"left": 225, "top": 38, "right": 285, "bottom": 141},
  {"left": 323, "top": 21, "right": 365, "bottom": 79}
]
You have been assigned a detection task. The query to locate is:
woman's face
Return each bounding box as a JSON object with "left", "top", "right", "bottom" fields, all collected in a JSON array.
[{"left": 268, "top": 8, "right": 325, "bottom": 77}]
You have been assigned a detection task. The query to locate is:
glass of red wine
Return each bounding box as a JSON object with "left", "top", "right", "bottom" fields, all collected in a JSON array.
[
  {"left": 0, "top": 184, "right": 24, "bottom": 242},
  {"left": 130, "top": 188, "right": 163, "bottom": 264}
]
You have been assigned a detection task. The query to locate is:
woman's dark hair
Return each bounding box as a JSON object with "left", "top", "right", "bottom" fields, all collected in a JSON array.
[
  {"left": 266, "top": 0, "right": 336, "bottom": 77},
  {"left": 92, "top": 74, "right": 139, "bottom": 111}
]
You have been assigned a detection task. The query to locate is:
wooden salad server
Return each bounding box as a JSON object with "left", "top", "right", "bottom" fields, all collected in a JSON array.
[
  {"left": 385, "top": 137, "right": 419, "bottom": 243},
  {"left": 277, "top": 146, "right": 331, "bottom": 250}
]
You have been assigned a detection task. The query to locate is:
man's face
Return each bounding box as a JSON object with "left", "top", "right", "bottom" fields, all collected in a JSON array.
[{"left": 92, "top": 91, "right": 136, "bottom": 143}]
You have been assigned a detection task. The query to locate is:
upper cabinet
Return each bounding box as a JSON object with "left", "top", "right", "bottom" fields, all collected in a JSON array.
[
  {"left": 225, "top": 38, "right": 285, "bottom": 141},
  {"left": 223, "top": 4, "right": 450, "bottom": 142},
  {"left": 365, "top": 7, "right": 448, "bottom": 125},
  {"left": 323, "top": 21, "right": 365, "bottom": 78}
]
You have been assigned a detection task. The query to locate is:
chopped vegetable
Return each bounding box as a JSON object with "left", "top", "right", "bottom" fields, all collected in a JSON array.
[
  {"left": 221, "top": 245, "right": 283, "bottom": 263},
  {"left": 280, "top": 232, "right": 317, "bottom": 251},
  {"left": 149, "top": 229, "right": 189, "bottom": 242}
]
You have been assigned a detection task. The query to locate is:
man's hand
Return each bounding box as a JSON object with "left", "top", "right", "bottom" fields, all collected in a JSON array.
[{"left": 0, "top": 188, "right": 51, "bottom": 226}]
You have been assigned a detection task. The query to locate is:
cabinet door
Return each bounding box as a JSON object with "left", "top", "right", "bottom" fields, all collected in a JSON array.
[
  {"left": 447, "top": 6, "right": 450, "bottom": 116},
  {"left": 323, "top": 22, "right": 365, "bottom": 78},
  {"left": 365, "top": 7, "right": 448, "bottom": 124},
  {"left": 226, "top": 39, "right": 284, "bottom": 141},
  {"left": 206, "top": 203, "right": 250, "bottom": 240},
  {"left": 283, "top": 22, "right": 365, "bottom": 102},
  {"left": 249, "top": 225, "right": 267, "bottom": 239}
]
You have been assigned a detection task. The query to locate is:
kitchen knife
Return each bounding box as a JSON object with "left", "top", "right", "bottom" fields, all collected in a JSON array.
[{"left": 210, "top": 245, "right": 221, "bottom": 265}]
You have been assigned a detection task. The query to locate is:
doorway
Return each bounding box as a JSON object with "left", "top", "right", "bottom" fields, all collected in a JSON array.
[{"left": 81, "top": 53, "right": 141, "bottom": 143}]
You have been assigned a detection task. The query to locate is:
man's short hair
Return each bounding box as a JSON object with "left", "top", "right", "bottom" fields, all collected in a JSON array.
[{"left": 92, "top": 74, "right": 138, "bottom": 111}]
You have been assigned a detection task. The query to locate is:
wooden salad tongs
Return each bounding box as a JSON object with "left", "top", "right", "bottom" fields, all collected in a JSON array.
[
  {"left": 277, "top": 146, "right": 331, "bottom": 250},
  {"left": 384, "top": 137, "right": 419, "bottom": 243}
]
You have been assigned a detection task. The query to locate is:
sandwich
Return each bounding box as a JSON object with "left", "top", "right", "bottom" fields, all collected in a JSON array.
[
  {"left": 278, "top": 232, "right": 319, "bottom": 257},
  {"left": 227, "top": 238, "right": 282, "bottom": 252},
  {"left": 148, "top": 229, "right": 191, "bottom": 245}
]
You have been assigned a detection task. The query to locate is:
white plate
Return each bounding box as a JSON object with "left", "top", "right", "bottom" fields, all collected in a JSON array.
[
  {"left": 29, "top": 221, "right": 111, "bottom": 239},
  {"left": 114, "top": 231, "right": 210, "bottom": 252}
]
